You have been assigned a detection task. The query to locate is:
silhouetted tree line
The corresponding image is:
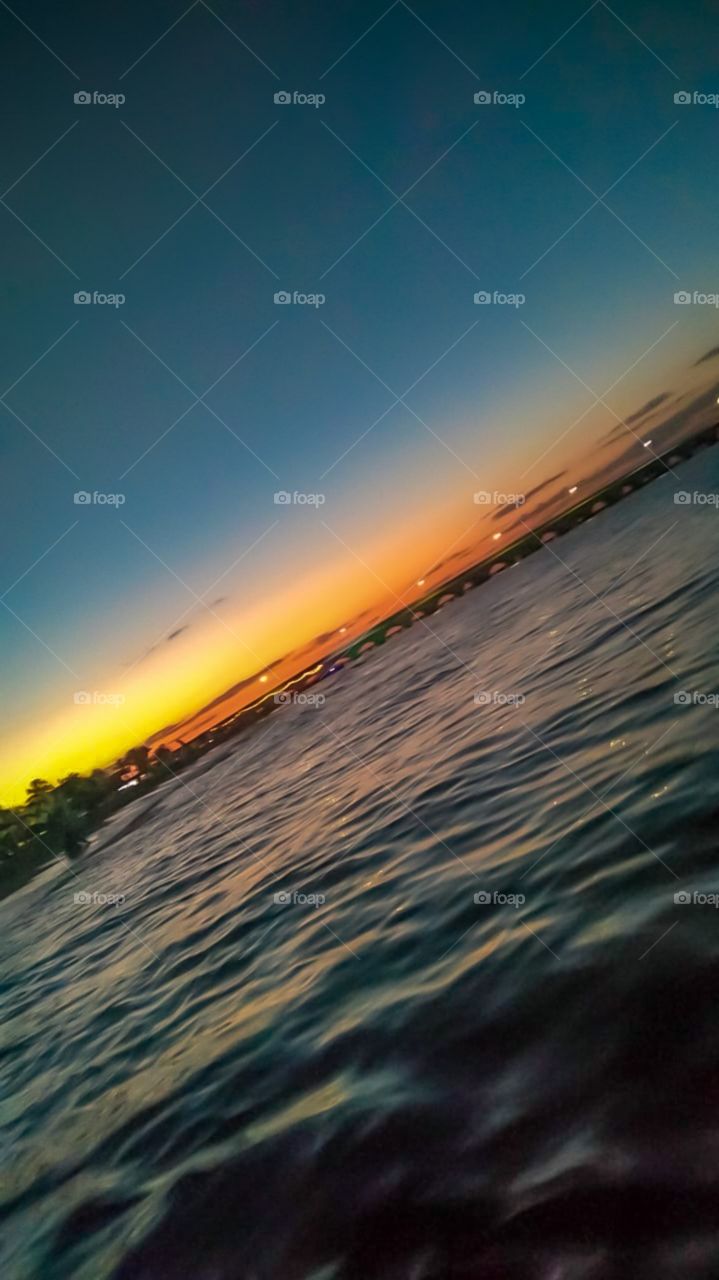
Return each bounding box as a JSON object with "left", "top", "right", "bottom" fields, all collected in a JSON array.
[
  {"left": 0, "top": 742, "right": 198, "bottom": 891},
  {"left": 0, "top": 670, "right": 323, "bottom": 896}
]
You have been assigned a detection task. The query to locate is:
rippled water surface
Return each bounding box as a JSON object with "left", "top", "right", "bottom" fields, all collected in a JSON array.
[{"left": 3, "top": 450, "right": 719, "bottom": 1280}]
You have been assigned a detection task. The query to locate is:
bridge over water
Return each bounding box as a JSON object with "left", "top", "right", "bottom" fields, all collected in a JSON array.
[{"left": 339, "top": 425, "right": 718, "bottom": 659}]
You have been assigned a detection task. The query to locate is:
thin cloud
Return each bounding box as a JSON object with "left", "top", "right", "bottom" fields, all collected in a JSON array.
[
  {"left": 428, "top": 547, "right": 472, "bottom": 575},
  {"left": 492, "top": 471, "right": 566, "bottom": 519},
  {"left": 598, "top": 422, "right": 629, "bottom": 446},
  {"left": 594, "top": 381, "right": 719, "bottom": 480},
  {"left": 624, "top": 392, "right": 673, "bottom": 427},
  {"left": 694, "top": 345, "right": 719, "bottom": 367}
]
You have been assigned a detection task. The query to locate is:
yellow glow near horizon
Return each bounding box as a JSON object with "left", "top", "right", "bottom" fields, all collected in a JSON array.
[
  {"left": 0, "top": 509, "right": 463, "bottom": 807},
  {"left": 5, "top": 417, "right": 633, "bottom": 810}
]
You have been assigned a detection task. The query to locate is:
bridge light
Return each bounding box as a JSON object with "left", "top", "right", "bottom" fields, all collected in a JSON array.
[
  {"left": 568, "top": 485, "right": 578, "bottom": 495},
  {"left": 417, "top": 578, "right": 425, "bottom": 586},
  {"left": 643, "top": 439, "right": 652, "bottom": 447},
  {"left": 492, "top": 532, "right": 502, "bottom": 541},
  {"left": 259, "top": 674, "right": 268, "bottom": 683}
]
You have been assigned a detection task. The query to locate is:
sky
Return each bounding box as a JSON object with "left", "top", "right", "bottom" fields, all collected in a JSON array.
[{"left": 1, "top": 0, "right": 719, "bottom": 804}]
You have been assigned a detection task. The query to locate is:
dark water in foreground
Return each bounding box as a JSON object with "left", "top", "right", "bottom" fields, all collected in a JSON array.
[{"left": 3, "top": 451, "right": 719, "bottom": 1280}]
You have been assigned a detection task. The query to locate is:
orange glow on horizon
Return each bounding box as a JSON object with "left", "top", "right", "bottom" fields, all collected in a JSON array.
[
  {"left": 0, "top": 417, "right": 656, "bottom": 807},
  {"left": 0, "top": 507, "right": 462, "bottom": 805}
]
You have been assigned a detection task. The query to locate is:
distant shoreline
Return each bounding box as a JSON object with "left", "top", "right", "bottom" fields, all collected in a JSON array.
[
  {"left": 339, "top": 423, "right": 719, "bottom": 660},
  {"left": 1, "top": 422, "right": 716, "bottom": 903}
]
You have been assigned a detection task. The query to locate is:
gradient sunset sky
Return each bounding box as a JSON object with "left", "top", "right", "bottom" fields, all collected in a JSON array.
[{"left": 1, "top": 0, "right": 718, "bottom": 803}]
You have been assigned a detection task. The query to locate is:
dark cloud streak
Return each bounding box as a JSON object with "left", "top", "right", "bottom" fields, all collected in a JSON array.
[
  {"left": 694, "top": 346, "right": 719, "bottom": 367},
  {"left": 624, "top": 392, "right": 673, "bottom": 427}
]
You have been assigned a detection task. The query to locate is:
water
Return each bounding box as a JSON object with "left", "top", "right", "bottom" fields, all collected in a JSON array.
[{"left": 3, "top": 449, "right": 719, "bottom": 1280}]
